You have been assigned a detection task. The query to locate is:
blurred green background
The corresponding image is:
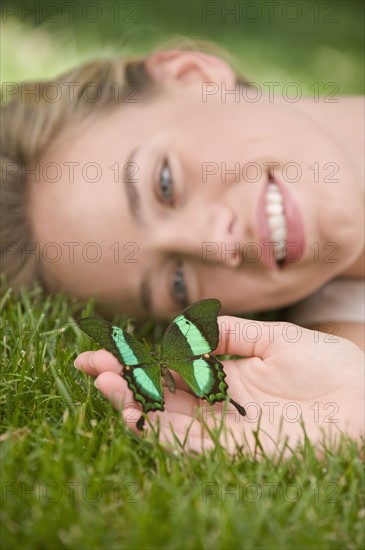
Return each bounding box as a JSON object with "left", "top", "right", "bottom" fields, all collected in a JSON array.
[{"left": 1, "top": 0, "right": 364, "bottom": 93}]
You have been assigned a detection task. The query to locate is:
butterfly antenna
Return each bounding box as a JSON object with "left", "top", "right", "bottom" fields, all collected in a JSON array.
[{"left": 230, "top": 398, "right": 246, "bottom": 417}]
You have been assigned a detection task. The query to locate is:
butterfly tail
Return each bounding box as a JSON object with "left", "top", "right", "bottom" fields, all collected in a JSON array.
[
  {"left": 230, "top": 398, "right": 246, "bottom": 417},
  {"left": 136, "top": 415, "right": 145, "bottom": 431}
]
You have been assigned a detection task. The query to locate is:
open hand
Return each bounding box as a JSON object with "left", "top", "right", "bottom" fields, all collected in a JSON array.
[{"left": 74, "top": 317, "right": 364, "bottom": 456}]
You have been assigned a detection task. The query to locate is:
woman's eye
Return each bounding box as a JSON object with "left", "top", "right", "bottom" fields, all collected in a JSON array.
[
  {"left": 172, "top": 262, "right": 188, "bottom": 307},
  {"left": 158, "top": 161, "right": 174, "bottom": 205}
]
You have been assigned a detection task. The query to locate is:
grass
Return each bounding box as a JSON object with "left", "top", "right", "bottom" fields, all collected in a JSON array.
[
  {"left": 1, "top": 284, "right": 364, "bottom": 549},
  {"left": 1, "top": 0, "right": 364, "bottom": 93}
]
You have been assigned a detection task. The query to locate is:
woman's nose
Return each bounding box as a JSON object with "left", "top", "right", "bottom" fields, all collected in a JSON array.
[{"left": 153, "top": 201, "right": 241, "bottom": 266}]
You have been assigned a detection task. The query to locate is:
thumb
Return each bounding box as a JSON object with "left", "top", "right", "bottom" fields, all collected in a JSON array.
[{"left": 215, "top": 316, "right": 303, "bottom": 358}]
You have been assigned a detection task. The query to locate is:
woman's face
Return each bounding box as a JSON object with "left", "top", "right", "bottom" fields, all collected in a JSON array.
[{"left": 29, "top": 51, "right": 363, "bottom": 319}]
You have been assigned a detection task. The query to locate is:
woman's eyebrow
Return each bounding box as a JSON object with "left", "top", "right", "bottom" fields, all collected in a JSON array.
[{"left": 124, "top": 147, "right": 143, "bottom": 223}]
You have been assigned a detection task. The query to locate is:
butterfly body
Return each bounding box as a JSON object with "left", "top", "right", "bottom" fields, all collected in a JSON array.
[{"left": 78, "top": 299, "right": 246, "bottom": 430}]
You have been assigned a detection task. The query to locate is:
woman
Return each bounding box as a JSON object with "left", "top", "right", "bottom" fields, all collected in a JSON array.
[{"left": 1, "top": 45, "right": 364, "bottom": 454}]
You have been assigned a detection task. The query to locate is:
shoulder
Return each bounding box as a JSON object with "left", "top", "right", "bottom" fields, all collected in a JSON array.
[
  {"left": 285, "top": 278, "right": 364, "bottom": 350},
  {"left": 286, "top": 278, "right": 365, "bottom": 324}
]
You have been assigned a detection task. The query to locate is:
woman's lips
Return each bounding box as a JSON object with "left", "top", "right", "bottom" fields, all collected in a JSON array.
[{"left": 254, "top": 173, "right": 306, "bottom": 268}]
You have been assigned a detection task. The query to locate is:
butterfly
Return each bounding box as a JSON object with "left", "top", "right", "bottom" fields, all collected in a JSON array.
[{"left": 78, "top": 298, "right": 246, "bottom": 430}]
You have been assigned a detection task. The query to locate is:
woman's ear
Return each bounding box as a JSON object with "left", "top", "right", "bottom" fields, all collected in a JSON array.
[{"left": 144, "top": 49, "right": 236, "bottom": 89}]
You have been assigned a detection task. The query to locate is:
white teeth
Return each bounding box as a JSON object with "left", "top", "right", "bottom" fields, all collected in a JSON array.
[
  {"left": 265, "top": 182, "right": 287, "bottom": 261},
  {"left": 268, "top": 214, "right": 285, "bottom": 230},
  {"left": 266, "top": 202, "right": 283, "bottom": 215},
  {"left": 271, "top": 227, "right": 287, "bottom": 241},
  {"left": 266, "top": 190, "right": 283, "bottom": 204}
]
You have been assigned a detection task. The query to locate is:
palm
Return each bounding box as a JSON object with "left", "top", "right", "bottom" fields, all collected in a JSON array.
[{"left": 74, "top": 317, "right": 364, "bottom": 455}]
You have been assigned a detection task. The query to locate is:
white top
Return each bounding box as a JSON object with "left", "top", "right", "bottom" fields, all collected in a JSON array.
[{"left": 285, "top": 278, "right": 365, "bottom": 325}]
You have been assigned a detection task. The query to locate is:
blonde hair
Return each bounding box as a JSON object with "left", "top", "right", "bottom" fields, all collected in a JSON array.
[{"left": 1, "top": 40, "right": 249, "bottom": 293}]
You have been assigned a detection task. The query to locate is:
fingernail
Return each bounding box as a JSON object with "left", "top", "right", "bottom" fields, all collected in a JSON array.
[
  {"left": 73, "top": 359, "right": 80, "bottom": 369},
  {"left": 94, "top": 378, "right": 100, "bottom": 389}
]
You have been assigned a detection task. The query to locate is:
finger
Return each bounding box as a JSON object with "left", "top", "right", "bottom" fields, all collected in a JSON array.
[
  {"left": 74, "top": 350, "right": 122, "bottom": 377},
  {"left": 94, "top": 373, "right": 228, "bottom": 453},
  {"left": 122, "top": 390, "right": 204, "bottom": 432},
  {"left": 74, "top": 351, "right": 98, "bottom": 376},
  {"left": 216, "top": 316, "right": 302, "bottom": 358},
  {"left": 123, "top": 407, "right": 216, "bottom": 452},
  {"left": 75, "top": 350, "right": 193, "bottom": 393},
  {"left": 125, "top": 407, "right": 214, "bottom": 442},
  {"left": 94, "top": 370, "right": 135, "bottom": 410},
  {"left": 94, "top": 372, "right": 202, "bottom": 425},
  {"left": 139, "top": 409, "right": 240, "bottom": 455}
]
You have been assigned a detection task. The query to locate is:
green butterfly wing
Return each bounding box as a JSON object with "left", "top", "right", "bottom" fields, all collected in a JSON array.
[
  {"left": 78, "top": 318, "right": 152, "bottom": 365},
  {"left": 122, "top": 364, "right": 165, "bottom": 414},
  {"left": 78, "top": 318, "right": 164, "bottom": 414},
  {"left": 161, "top": 299, "right": 221, "bottom": 361},
  {"left": 160, "top": 299, "right": 224, "bottom": 399},
  {"left": 169, "top": 354, "right": 228, "bottom": 403},
  {"left": 160, "top": 300, "right": 246, "bottom": 415}
]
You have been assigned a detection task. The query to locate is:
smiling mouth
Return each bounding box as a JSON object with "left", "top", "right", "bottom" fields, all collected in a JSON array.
[
  {"left": 254, "top": 167, "right": 305, "bottom": 270},
  {"left": 265, "top": 178, "right": 287, "bottom": 265}
]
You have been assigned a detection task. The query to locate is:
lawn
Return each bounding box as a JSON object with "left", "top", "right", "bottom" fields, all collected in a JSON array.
[
  {"left": 1, "top": 285, "right": 364, "bottom": 549},
  {"left": 1, "top": 0, "right": 364, "bottom": 93}
]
